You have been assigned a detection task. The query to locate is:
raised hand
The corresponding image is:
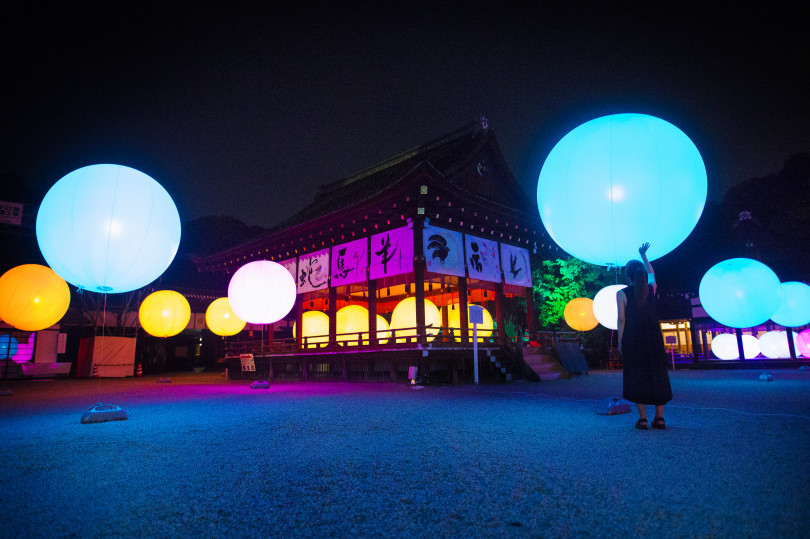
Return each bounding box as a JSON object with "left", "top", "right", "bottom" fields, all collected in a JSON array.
[{"left": 639, "top": 242, "right": 650, "bottom": 256}]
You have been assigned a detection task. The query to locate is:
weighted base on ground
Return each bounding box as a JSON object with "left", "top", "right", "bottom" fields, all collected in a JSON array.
[
  {"left": 81, "top": 403, "right": 127, "bottom": 424},
  {"left": 250, "top": 380, "right": 270, "bottom": 389},
  {"left": 596, "top": 397, "right": 631, "bottom": 415}
]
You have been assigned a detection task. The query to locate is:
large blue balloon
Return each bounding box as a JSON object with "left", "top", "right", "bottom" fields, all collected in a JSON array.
[
  {"left": 699, "top": 258, "right": 781, "bottom": 328},
  {"left": 537, "top": 113, "right": 707, "bottom": 267},
  {"left": 770, "top": 281, "right": 810, "bottom": 327},
  {"left": 36, "top": 164, "right": 181, "bottom": 293}
]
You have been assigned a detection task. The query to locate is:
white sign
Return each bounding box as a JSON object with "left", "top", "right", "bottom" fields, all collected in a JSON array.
[
  {"left": 0, "top": 201, "right": 23, "bottom": 226},
  {"left": 240, "top": 354, "right": 256, "bottom": 372},
  {"left": 57, "top": 333, "right": 68, "bottom": 354},
  {"left": 469, "top": 305, "right": 484, "bottom": 325}
]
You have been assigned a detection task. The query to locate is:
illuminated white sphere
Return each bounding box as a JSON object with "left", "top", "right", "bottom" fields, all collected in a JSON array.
[
  {"left": 711, "top": 333, "right": 760, "bottom": 360},
  {"left": 593, "top": 285, "right": 627, "bottom": 330},
  {"left": 205, "top": 297, "right": 246, "bottom": 337},
  {"left": 36, "top": 164, "right": 181, "bottom": 293},
  {"left": 699, "top": 258, "right": 781, "bottom": 328},
  {"left": 293, "top": 310, "right": 329, "bottom": 348},
  {"left": 537, "top": 113, "right": 707, "bottom": 266},
  {"left": 758, "top": 330, "right": 799, "bottom": 359},
  {"left": 390, "top": 297, "right": 441, "bottom": 343},
  {"left": 447, "top": 303, "right": 494, "bottom": 341},
  {"left": 770, "top": 281, "right": 810, "bottom": 328},
  {"left": 228, "top": 260, "right": 296, "bottom": 324}
]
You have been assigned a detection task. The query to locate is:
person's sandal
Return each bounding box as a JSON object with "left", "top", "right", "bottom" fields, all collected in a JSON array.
[
  {"left": 635, "top": 418, "right": 648, "bottom": 430},
  {"left": 652, "top": 417, "right": 666, "bottom": 430}
]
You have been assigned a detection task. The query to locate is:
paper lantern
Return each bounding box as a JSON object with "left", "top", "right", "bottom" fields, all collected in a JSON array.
[
  {"left": 0, "top": 264, "right": 71, "bottom": 331},
  {"left": 537, "top": 113, "right": 707, "bottom": 267},
  {"left": 699, "top": 258, "right": 781, "bottom": 328},
  {"left": 36, "top": 164, "right": 181, "bottom": 293},
  {"left": 593, "top": 285, "right": 627, "bottom": 330},
  {"left": 390, "top": 297, "right": 441, "bottom": 343},
  {"left": 228, "top": 260, "right": 296, "bottom": 324},
  {"left": 0, "top": 335, "right": 18, "bottom": 360},
  {"left": 797, "top": 329, "right": 810, "bottom": 358},
  {"left": 711, "top": 333, "right": 760, "bottom": 360},
  {"left": 205, "top": 297, "right": 246, "bottom": 337},
  {"left": 758, "top": 330, "right": 799, "bottom": 359},
  {"left": 337, "top": 305, "right": 369, "bottom": 346},
  {"left": 770, "top": 281, "right": 810, "bottom": 328},
  {"left": 138, "top": 290, "right": 190, "bottom": 338},
  {"left": 447, "top": 304, "right": 494, "bottom": 341},
  {"left": 563, "top": 297, "right": 598, "bottom": 331},
  {"left": 293, "top": 311, "right": 329, "bottom": 348}
]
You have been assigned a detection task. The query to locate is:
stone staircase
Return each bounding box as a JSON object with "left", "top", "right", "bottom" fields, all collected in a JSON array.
[
  {"left": 522, "top": 345, "right": 570, "bottom": 381},
  {"left": 487, "top": 349, "right": 513, "bottom": 381}
]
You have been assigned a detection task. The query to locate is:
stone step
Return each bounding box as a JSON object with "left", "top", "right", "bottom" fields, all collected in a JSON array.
[{"left": 538, "top": 372, "right": 561, "bottom": 381}]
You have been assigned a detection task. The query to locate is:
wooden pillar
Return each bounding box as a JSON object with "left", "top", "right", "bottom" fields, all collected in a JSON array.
[
  {"left": 495, "top": 283, "right": 505, "bottom": 345},
  {"left": 459, "top": 277, "right": 469, "bottom": 344},
  {"left": 413, "top": 218, "right": 427, "bottom": 347},
  {"left": 328, "top": 285, "right": 337, "bottom": 347},
  {"left": 368, "top": 279, "right": 377, "bottom": 346},
  {"left": 735, "top": 328, "right": 746, "bottom": 361},
  {"left": 786, "top": 326, "right": 798, "bottom": 360},
  {"left": 296, "top": 297, "right": 306, "bottom": 381}
]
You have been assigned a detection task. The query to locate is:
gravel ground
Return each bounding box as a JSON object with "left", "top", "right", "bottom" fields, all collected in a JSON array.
[{"left": 1, "top": 369, "right": 808, "bottom": 538}]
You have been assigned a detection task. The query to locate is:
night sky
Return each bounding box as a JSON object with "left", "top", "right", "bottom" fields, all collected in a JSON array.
[{"left": 3, "top": 2, "right": 808, "bottom": 229}]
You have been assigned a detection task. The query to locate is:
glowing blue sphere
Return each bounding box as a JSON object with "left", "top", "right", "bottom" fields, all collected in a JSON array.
[
  {"left": 0, "top": 335, "right": 18, "bottom": 360},
  {"left": 537, "top": 113, "right": 707, "bottom": 266},
  {"left": 699, "top": 258, "right": 781, "bottom": 328},
  {"left": 36, "top": 164, "right": 181, "bottom": 293},
  {"left": 770, "top": 281, "right": 810, "bottom": 327}
]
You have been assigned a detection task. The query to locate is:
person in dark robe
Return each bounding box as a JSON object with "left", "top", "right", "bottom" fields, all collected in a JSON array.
[{"left": 617, "top": 242, "right": 672, "bottom": 430}]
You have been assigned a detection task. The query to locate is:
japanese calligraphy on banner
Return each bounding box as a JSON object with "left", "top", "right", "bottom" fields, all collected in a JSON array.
[
  {"left": 423, "top": 225, "right": 465, "bottom": 277},
  {"left": 279, "top": 257, "right": 297, "bottom": 284},
  {"left": 465, "top": 234, "right": 501, "bottom": 283},
  {"left": 331, "top": 237, "right": 368, "bottom": 287},
  {"left": 500, "top": 244, "right": 532, "bottom": 287},
  {"left": 370, "top": 226, "right": 413, "bottom": 279},
  {"left": 297, "top": 249, "right": 329, "bottom": 293}
]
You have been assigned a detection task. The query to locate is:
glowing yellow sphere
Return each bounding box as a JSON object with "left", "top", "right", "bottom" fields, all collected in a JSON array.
[
  {"left": 293, "top": 310, "right": 329, "bottom": 348},
  {"left": 337, "top": 305, "right": 369, "bottom": 346},
  {"left": 205, "top": 297, "right": 246, "bottom": 336},
  {"left": 0, "top": 264, "right": 71, "bottom": 331},
  {"left": 390, "top": 297, "right": 441, "bottom": 343},
  {"left": 376, "top": 314, "right": 391, "bottom": 345},
  {"left": 447, "top": 303, "right": 494, "bottom": 341},
  {"left": 139, "top": 290, "right": 190, "bottom": 338},
  {"left": 563, "top": 297, "right": 599, "bottom": 331}
]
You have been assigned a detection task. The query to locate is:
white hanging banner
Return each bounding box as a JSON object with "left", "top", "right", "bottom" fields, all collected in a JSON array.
[
  {"left": 370, "top": 226, "right": 413, "bottom": 279},
  {"left": 297, "top": 249, "right": 330, "bottom": 293},
  {"left": 424, "top": 225, "right": 465, "bottom": 277},
  {"left": 279, "top": 257, "right": 297, "bottom": 284},
  {"left": 500, "top": 243, "right": 532, "bottom": 287},
  {"left": 331, "top": 237, "right": 368, "bottom": 287},
  {"left": 465, "top": 234, "right": 501, "bottom": 283}
]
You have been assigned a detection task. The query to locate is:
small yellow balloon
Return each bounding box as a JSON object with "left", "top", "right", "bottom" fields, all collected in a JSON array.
[
  {"left": 139, "top": 290, "right": 191, "bottom": 338},
  {"left": 447, "top": 303, "right": 493, "bottom": 342},
  {"left": 0, "top": 264, "right": 70, "bottom": 331},
  {"left": 205, "top": 297, "right": 246, "bottom": 336},
  {"left": 293, "top": 310, "right": 329, "bottom": 348},
  {"left": 390, "top": 297, "right": 441, "bottom": 343},
  {"left": 563, "top": 297, "right": 598, "bottom": 331}
]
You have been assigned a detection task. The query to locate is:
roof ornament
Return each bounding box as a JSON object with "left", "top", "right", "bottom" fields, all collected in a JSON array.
[{"left": 480, "top": 116, "right": 489, "bottom": 131}]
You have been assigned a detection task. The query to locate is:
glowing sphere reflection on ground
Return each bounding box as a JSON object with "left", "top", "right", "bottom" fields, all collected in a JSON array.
[
  {"left": 537, "top": 113, "right": 707, "bottom": 267},
  {"left": 563, "top": 297, "right": 598, "bottom": 331},
  {"left": 390, "top": 297, "right": 441, "bottom": 342},
  {"left": 293, "top": 311, "right": 329, "bottom": 348},
  {"left": 36, "top": 164, "right": 181, "bottom": 293},
  {"left": 593, "top": 285, "right": 627, "bottom": 330},
  {"left": 0, "top": 264, "right": 71, "bottom": 331},
  {"left": 699, "top": 258, "right": 781, "bottom": 328},
  {"left": 205, "top": 297, "right": 246, "bottom": 337},
  {"left": 139, "top": 290, "right": 190, "bottom": 338},
  {"left": 797, "top": 329, "right": 810, "bottom": 358},
  {"left": 711, "top": 333, "right": 760, "bottom": 360},
  {"left": 228, "top": 261, "right": 296, "bottom": 324},
  {"left": 758, "top": 330, "right": 799, "bottom": 359},
  {"left": 447, "top": 304, "right": 494, "bottom": 341},
  {"left": 770, "top": 281, "right": 810, "bottom": 327}
]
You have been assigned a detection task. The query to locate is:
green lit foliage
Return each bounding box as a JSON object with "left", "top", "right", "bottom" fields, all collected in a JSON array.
[{"left": 532, "top": 257, "right": 617, "bottom": 329}]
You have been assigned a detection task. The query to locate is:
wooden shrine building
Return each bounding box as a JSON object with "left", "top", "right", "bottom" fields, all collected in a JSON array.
[{"left": 194, "top": 119, "right": 560, "bottom": 383}]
